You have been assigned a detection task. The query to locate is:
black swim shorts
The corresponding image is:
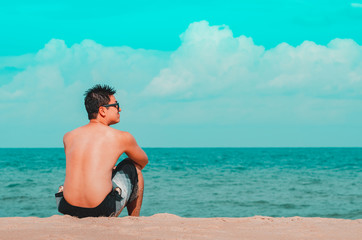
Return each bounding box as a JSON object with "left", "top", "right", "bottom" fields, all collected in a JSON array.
[{"left": 55, "top": 158, "right": 138, "bottom": 218}]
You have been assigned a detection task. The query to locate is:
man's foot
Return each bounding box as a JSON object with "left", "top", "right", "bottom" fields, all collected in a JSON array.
[{"left": 58, "top": 185, "right": 64, "bottom": 193}]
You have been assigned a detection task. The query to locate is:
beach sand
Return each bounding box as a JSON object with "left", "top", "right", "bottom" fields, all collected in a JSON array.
[{"left": 1, "top": 213, "right": 361, "bottom": 240}]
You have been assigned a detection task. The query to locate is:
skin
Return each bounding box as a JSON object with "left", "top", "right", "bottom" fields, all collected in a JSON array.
[{"left": 62, "top": 95, "right": 148, "bottom": 216}]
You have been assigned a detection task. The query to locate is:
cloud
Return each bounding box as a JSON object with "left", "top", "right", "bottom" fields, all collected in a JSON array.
[
  {"left": 143, "top": 21, "right": 265, "bottom": 99},
  {"left": 0, "top": 21, "right": 361, "bottom": 147},
  {"left": 351, "top": 3, "right": 362, "bottom": 8},
  {"left": 0, "top": 39, "right": 170, "bottom": 120},
  {"left": 144, "top": 21, "right": 362, "bottom": 100}
]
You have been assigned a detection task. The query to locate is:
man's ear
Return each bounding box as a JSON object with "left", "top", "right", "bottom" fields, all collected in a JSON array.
[{"left": 99, "top": 107, "right": 106, "bottom": 117}]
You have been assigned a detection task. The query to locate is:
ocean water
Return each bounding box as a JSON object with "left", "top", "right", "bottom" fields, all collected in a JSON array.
[{"left": 0, "top": 148, "right": 361, "bottom": 219}]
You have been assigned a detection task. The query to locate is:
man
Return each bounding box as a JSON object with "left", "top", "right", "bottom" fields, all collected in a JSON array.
[{"left": 55, "top": 84, "right": 148, "bottom": 218}]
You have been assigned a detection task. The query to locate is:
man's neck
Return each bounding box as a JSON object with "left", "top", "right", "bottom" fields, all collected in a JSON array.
[{"left": 89, "top": 119, "right": 109, "bottom": 126}]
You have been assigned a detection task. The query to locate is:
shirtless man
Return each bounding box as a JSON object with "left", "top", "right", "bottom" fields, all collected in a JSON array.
[{"left": 55, "top": 84, "right": 148, "bottom": 218}]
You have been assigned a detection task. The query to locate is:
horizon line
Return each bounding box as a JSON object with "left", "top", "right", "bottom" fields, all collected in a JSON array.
[{"left": 0, "top": 146, "right": 361, "bottom": 149}]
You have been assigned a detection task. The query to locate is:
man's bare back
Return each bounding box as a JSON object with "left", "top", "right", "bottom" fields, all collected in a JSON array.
[{"left": 60, "top": 87, "right": 148, "bottom": 212}]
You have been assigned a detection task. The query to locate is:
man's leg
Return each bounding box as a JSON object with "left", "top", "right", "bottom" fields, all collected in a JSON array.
[{"left": 127, "top": 164, "right": 144, "bottom": 216}]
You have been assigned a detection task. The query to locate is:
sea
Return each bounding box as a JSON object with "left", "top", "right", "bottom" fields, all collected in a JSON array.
[{"left": 0, "top": 148, "right": 361, "bottom": 219}]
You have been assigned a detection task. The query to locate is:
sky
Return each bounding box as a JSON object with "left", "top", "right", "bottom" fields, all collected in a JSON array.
[{"left": 1, "top": 0, "right": 362, "bottom": 147}]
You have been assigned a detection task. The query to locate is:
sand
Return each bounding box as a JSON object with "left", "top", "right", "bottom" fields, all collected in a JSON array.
[{"left": 0, "top": 213, "right": 361, "bottom": 240}]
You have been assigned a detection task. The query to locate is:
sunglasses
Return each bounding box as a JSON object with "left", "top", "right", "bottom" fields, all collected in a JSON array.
[{"left": 101, "top": 102, "right": 120, "bottom": 111}]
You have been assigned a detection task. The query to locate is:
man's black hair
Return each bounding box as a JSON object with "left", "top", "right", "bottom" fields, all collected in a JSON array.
[{"left": 84, "top": 84, "right": 116, "bottom": 120}]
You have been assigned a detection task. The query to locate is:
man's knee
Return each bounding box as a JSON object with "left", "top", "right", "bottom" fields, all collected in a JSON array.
[{"left": 134, "top": 164, "right": 142, "bottom": 175}]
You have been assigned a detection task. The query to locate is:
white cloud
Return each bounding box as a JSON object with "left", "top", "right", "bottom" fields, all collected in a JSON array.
[
  {"left": 0, "top": 21, "right": 361, "bottom": 147},
  {"left": 351, "top": 3, "right": 362, "bottom": 8},
  {"left": 144, "top": 21, "right": 362, "bottom": 100},
  {"left": 0, "top": 38, "right": 170, "bottom": 120},
  {"left": 144, "top": 21, "right": 265, "bottom": 99},
  {"left": 1, "top": 21, "right": 361, "bottom": 109}
]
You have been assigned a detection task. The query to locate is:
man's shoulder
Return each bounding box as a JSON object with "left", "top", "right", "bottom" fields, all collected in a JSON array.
[
  {"left": 63, "top": 130, "right": 73, "bottom": 140},
  {"left": 63, "top": 125, "right": 87, "bottom": 141},
  {"left": 63, "top": 125, "right": 132, "bottom": 142},
  {"left": 63, "top": 126, "right": 82, "bottom": 137},
  {"left": 109, "top": 128, "right": 131, "bottom": 139},
  {"left": 107, "top": 128, "right": 135, "bottom": 144}
]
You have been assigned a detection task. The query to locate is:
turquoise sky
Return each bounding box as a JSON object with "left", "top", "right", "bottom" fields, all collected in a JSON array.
[
  {"left": 1, "top": 1, "right": 362, "bottom": 147},
  {"left": 2, "top": 0, "right": 361, "bottom": 54}
]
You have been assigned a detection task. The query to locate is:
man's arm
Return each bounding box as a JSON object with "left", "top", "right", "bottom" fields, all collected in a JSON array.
[
  {"left": 123, "top": 132, "right": 148, "bottom": 169},
  {"left": 63, "top": 132, "right": 69, "bottom": 153}
]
